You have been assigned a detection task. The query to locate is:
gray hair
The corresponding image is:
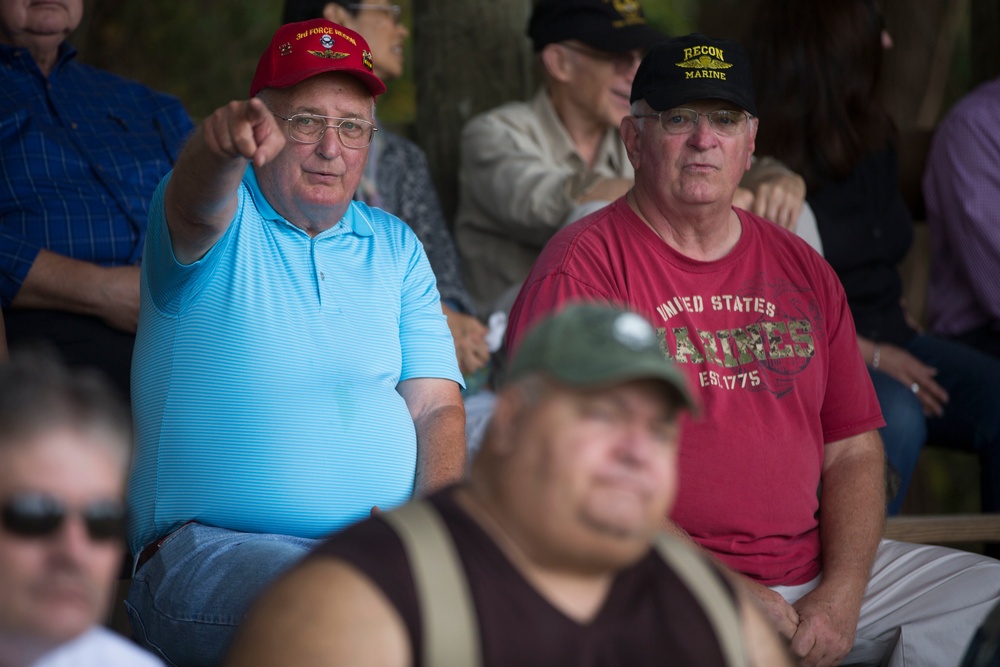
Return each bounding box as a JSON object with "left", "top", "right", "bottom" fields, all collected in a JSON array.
[
  {"left": 631, "top": 99, "right": 653, "bottom": 129},
  {"left": 0, "top": 349, "right": 131, "bottom": 468}
]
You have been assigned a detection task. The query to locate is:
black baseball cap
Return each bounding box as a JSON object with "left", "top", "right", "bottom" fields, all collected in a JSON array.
[
  {"left": 528, "top": 0, "right": 666, "bottom": 53},
  {"left": 630, "top": 33, "right": 757, "bottom": 116}
]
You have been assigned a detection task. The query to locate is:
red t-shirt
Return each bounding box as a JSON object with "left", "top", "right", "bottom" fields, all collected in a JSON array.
[{"left": 507, "top": 198, "right": 884, "bottom": 586}]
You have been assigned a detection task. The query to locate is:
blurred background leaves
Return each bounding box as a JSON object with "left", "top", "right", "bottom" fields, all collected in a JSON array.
[{"left": 71, "top": 0, "right": 699, "bottom": 124}]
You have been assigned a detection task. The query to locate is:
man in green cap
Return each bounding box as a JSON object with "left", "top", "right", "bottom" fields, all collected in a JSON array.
[{"left": 223, "top": 303, "right": 793, "bottom": 666}]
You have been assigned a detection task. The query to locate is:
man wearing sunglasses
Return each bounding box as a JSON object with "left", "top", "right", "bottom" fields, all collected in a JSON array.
[
  {"left": 125, "top": 18, "right": 464, "bottom": 667},
  {"left": 0, "top": 352, "right": 162, "bottom": 666}
]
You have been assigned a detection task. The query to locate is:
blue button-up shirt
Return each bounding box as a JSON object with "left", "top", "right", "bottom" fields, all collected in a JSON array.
[{"left": 0, "top": 41, "right": 193, "bottom": 307}]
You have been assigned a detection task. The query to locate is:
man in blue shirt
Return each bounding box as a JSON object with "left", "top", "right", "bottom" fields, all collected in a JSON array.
[
  {"left": 125, "top": 18, "right": 466, "bottom": 667},
  {"left": 0, "top": 0, "right": 193, "bottom": 396}
]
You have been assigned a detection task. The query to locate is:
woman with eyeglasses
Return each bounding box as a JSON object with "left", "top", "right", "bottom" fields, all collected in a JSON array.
[
  {"left": 282, "top": 1, "right": 491, "bottom": 383},
  {"left": 748, "top": 0, "right": 1000, "bottom": 522}
]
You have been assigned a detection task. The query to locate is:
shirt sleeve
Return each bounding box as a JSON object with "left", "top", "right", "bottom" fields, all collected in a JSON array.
[
  {"left": 397, "top": 226, "right": 464, "bottom": 387},
  {"left": 142, "top": 174, "right": 240, "bottom": 315},
  {"left": 923, "top": 105, "right": 1000, "bottom": 322}
]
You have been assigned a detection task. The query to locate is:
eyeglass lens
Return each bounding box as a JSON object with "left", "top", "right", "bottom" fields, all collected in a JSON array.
[
  {"left": 2, "top": 493, "right": 125, "bottom": 541},
  {"left": 348, "top": 4, "right": 402, "bottom": 25},
  {"left": 284, "top": 114, "right": 374, "bottom": 148},
  {"left": 658, "top": 109, "right": 749, "bottom": 136}
]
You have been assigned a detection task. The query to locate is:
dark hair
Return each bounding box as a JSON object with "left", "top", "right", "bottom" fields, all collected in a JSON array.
[
  {"left": 747, "top": 0, "right": 893, "bottom": 188},
  {"left": 282, "top": 0, "right": 355, "bottom": 24},
  {"left": 0, "top": 348, "right": 131, "bottom": 463}
]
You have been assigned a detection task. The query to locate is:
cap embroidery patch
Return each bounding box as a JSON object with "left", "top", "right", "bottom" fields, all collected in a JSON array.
[
  {"left": 676, "top": 44, "right": 732, "bottom": 80},
  {"left": 362, "top": 50, "right": 374, "bottom": 72},
  {"left": 613, "top": 313, "right": 655, "bottom": 350},
  {"left": 304, "top": 33, "right": 346, "bottom": 60},
  {"left": 609, "top": 0, "right": 647, "bottom": 27},
  {"left": 279, "top": 42, "right": 292, "bottom": 56}
]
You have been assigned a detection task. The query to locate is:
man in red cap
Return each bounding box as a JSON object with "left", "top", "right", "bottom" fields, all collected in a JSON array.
[{"left": 125, "top": 19, "right": 466, "bottom": 667}]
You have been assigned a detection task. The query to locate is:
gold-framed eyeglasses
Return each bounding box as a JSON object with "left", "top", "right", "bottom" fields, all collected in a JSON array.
[
  {"left": 560, "top": 41, "right": 644, "bottom": 73},
  {"left": 271, "top": 112, "right": 377, "bottom": 149},
  {"left": 347, "top": 3, "right": 403, "bottom": 25},
  {"left": 633, "top": 108, "right": 752, "bottom": 137}
]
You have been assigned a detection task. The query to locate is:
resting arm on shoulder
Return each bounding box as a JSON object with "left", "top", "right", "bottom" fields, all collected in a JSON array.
[
  {"left": 736, "top": 157, "right": 806, "bottom": 231},
  {"left": 165, "top": 98, "right": 286, "bottom": 264},
  {"left": 223, "top": 558, "right": 410, "bottom": 667},
  {"left": 789, "top": 429, "right": 885, "bottom": 667},
  {"left": 11, "top": 251, "right": 140, "bottom": 333},
  {"left": 397, "top": 377, "right": 466, "bottom": 496}
]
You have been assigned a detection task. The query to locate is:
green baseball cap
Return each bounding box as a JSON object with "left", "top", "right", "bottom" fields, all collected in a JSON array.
[{"left": 508, "top": 303, "right": 696, "bottom": 411}]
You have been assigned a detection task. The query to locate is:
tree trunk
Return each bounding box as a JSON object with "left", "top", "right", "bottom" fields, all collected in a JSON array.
[{"left": 412, "top": 0, "right": 535, "bottom": 223}]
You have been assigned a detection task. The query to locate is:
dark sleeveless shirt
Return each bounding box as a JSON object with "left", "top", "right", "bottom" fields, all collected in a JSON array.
[{"left": 310, "top": 488, "right": 733, "bottom": 667}]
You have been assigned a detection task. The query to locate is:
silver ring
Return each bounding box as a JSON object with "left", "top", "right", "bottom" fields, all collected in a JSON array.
[{"left": 911, "top": 382, "right": 920, "bottom": 394}]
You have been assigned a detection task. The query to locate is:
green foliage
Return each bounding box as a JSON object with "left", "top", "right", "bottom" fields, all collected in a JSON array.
[
  {"left": 75, "top": 0, "right": 282, "bottom": 121},
  {"left": 642, "top": 0, "right": 698, "bottom": 37},
  {"left": 72, "top": 0, "right": 692, "bottom": 126}
]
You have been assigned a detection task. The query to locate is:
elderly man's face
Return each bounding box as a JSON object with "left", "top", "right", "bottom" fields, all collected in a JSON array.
[
  {"left": 256, "top": 72, "right": 374, "bottom": 236},
  {"left": 0, "top": 0, "right": 82, "bottom": 47},
  {"left": 555, "top": 42, "right": 644, "bottom": 130},
  {"left": 622, "top": 99, "right": 757, "bottom": 210},
  {"left": 499, "top": 378, "right": 681, "bottom": 568},
  {"left": 0, "top": 428, "right": 125, "bottom": 650}
]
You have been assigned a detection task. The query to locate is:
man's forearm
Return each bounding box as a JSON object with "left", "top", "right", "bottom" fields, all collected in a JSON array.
[
  {"left": 12, "top": 250, "right": 119, "bottom": 315},
  {"left": 413, "top": 402, "right": 466, "bottom": 496},
  {"left": 816, "top": 431, "right": 886, "bottom": 604}
]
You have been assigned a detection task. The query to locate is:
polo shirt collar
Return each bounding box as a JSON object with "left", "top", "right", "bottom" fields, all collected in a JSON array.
[{"left": 244, "top": 165, "right": 374, "bottom": 237}]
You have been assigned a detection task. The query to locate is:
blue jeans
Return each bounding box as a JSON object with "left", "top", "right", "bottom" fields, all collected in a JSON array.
[
  {"left": 869, "top": 368, "right": 927, "bottom": 515},
  {"left": 125, "top": 523, "right": 318, "bottom": 667},
  {"left": 872, "top": 334, "right": 1000, "bottom": 515}
]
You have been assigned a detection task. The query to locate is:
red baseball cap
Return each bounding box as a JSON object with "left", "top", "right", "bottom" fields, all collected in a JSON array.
[{"left": 249, "top": 19, "right": 386, "bottom": 98}]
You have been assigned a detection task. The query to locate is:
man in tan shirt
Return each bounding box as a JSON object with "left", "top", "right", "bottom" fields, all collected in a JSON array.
[{"left": 455, "top": 0, "right": 811, "bottom": 314}]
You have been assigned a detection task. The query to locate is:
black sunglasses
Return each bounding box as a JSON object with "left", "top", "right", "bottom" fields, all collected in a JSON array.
[{"left": 1, "top": 492, "right": 125, "bottom": 541}]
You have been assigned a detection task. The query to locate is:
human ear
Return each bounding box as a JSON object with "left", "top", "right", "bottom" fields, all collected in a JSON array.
[
  {"left": 621, "top": 116, "right": 642, "bottom": 171},
  {"left": 323, "top": 2, "right": 352, "bottom": 26},
  {"left": 540, "top": 45, "right": 573, "bottom": 84}
]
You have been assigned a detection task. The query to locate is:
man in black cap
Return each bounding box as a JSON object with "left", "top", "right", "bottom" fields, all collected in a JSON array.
[
  {"left": 224, "top": 303, "right": 794, "bottom": 666},
  {"left": 453, "top": 0, "right": 811, "bottom": 315},
  {"left": 507, "top": 34, "right": 1000, "bottom": 667}
]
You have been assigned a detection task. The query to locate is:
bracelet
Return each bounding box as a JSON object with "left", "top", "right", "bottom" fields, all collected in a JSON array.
[{"left": 872, "top": 343, "right": 880, "bottom": 369}]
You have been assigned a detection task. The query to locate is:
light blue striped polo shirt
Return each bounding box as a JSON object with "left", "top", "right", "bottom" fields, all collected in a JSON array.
[{"left": 127, "top": 167, "right": 462, "bottom": 553}]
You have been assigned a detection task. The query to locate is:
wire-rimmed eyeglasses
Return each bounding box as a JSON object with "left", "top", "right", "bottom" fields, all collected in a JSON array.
[
  {"left": 633, "top": 108, "right": 752, "bottom": 137},
  {"left": 347, "top": 3, "right": 403, "bottom": 25},
  {"left": 271, "top": 112, "right": 377, "bottom": 149}
]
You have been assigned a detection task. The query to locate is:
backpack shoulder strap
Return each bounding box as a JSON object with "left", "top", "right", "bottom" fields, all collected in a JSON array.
[
  {"left": 382, "top": 500, "right": 482, "bottom": 667},
  {"left": 652, "top": 533, "right": 749, "bottom": 667}
]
